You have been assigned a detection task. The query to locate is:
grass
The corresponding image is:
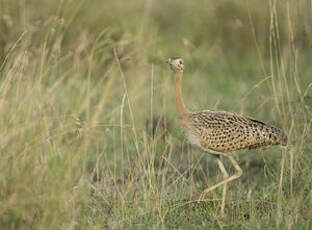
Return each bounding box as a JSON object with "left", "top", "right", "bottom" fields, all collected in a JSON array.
[{"left": 0, "top": 0, "right": 311, "bottom": 229}]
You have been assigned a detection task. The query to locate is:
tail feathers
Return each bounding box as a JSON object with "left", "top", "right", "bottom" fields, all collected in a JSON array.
[
  {"left": 249, "top": 126, "right": 288, "bottom": 150},
  {"left": 270, "top": 127, "right": 288, "bottom": 146}
]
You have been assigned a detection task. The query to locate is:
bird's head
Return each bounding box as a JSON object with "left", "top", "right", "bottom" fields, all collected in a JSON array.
[{"left": 166, "top": 57, "right": 184, "bottom": 72}]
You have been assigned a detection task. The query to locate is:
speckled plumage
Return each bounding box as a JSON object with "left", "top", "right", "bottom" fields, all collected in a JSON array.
[
  {"left": 181, "top": 110, "right": 287, "bottom": 154},
  {"left": 166, "top": 56, "right": 288, "bottom": 213}
]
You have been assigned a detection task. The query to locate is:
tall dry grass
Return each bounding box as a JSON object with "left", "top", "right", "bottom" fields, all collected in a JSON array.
[{"left": 0, "top": 0, "right": 311, "bottom": 229}]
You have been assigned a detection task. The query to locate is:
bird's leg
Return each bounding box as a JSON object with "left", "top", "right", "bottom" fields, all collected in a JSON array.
[
  {"left": 198, "top": 155, "right": 229, "bottom": 215},
  {"left": 217, "top": 156, "right": 229, "bottom": 216},
  {"left": 216, "top": 156, "right": 229, "bottom": 216},
  {"left": 199, "top": 155, "right": 242, "bottom": 204}
]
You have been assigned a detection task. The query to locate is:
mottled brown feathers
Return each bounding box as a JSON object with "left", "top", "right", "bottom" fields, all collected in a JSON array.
[
  {"left": 166, "top": 57, "right": 287, "bottom": 156},
  {"left": 182, "top": 110, "right": 287, "bottom": 153}
]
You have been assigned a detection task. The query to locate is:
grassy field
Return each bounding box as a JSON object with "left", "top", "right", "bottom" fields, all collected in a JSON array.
[{"left": 0, "top": 0, "right": 311, "bottom": 229}]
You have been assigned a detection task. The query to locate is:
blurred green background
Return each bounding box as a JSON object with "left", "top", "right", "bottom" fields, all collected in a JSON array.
[{"left": 0, "top": 0, "right": 311, "bottom": 229}]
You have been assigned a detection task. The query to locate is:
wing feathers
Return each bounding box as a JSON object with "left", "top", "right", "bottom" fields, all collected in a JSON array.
[{"left": 186, "top": 110, "right": 286, "bottom": 153}]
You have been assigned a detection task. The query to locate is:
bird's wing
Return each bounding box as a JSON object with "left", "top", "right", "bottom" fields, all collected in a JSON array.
[{"left": 188, "top": 110, "right": 285, "bottom": 153}]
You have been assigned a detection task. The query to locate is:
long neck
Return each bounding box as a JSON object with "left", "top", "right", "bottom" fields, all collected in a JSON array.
[{"left": 175, "top": 70, "right": 188, "bottom": 119}]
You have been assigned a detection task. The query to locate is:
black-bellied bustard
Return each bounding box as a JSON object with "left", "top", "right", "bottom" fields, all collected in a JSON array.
[{"left": 166, "top": 57, "right": 287, "bottom": 215}]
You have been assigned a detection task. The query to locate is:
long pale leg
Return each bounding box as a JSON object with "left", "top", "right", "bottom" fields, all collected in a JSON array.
[
  {"left": 199, "top": 155, "right": 243, "bottom": 203},
  {"left": 216, "top": 157, "right": 229, "bottom": 215}
]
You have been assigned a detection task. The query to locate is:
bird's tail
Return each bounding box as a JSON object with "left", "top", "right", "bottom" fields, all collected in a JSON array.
[
  {"left": 269, "top": 126, "right": 288, "bottom": 147},
  {"left": 278, "top": 130, "right": 288, "bottom": 146}
]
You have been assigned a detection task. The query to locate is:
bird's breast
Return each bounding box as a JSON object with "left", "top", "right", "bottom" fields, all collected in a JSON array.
[{"left": 182, "top": 128, "right": 201, "bottom": 148}]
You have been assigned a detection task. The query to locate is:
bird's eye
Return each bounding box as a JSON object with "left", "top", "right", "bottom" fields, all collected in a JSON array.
[{"left": 179, "top": 61, "right": 183, "bottom": 64}]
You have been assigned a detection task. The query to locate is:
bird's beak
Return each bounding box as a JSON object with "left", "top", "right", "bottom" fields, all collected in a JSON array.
[{"left": 166, "top": 58, "right": 171, "bottom": 64}]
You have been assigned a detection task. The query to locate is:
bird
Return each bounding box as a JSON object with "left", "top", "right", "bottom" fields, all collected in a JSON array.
[{"left": 166, "top": 56, "right": 287, "bottom": 215}]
